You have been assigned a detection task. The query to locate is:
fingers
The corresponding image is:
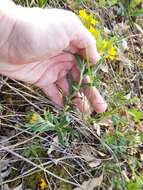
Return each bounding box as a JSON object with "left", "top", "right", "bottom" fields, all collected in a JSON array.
[
  {"left": 72, "top": 26, "right": 101, "bottom": 65},
  {"left": 42, "top": 83, "right": 63, "bottom": 107},
  {"left": 72, "top": 92, "right": 91, "bottom": 115},
  {"left": 41, "top": 77, "right": 107, "bottom": 113},
  {"left": 56, "top": 73, "right": 91, "bottom": 115},
  {"left": 84, "top": 87, "right": 107, "bottom": 113},
  {"left": 49, "top": 52, "right": 75, "bottom": 65},
  {"left": 83, "top": 76, "right": 107, "bottom": 113},
  {"left": 35, "top": 61, "right": 73, "bottom": 87},
  {"left": 65, "top": 43, "right": 78, "bottom": 54},
  {"left": 56, "top": 65, "right": 90, "bottom": 114},
  {"left": 57, "top": 66, "right": 107, "bottom": 114},
  {"left": 56, "top": 76, "right": 70, "bottom": 96},
  {"left": 41, "top": 68, "right": 107, "bottom": 113},
  {"left": 70, "top": 65, "right": 80, "bottom": 83}
]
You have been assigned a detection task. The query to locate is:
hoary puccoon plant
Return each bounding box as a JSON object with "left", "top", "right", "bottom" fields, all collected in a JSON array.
[{"left": 79, "top": 9, "right": 117, "bottom": 60}]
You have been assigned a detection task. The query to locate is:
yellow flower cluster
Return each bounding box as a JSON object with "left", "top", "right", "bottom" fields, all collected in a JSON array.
[
  {"left": 29, "top": 113, "right": 38, "bottom": 124},
  {"left": 79, "top": 9, "right": 117, "bottom": 60},
  {"left": 107, "top": 47, "right": 117, "bottom": 60},
  {"left": 39, "top": 178, "right": 47, "bottom": 190},
  {"left": 29, "top": 112, "right": 43, "bottom": 124},
  {"left": 89, "top": 26, "right": 100, "bottom": 39},
  {"left": 98, "top": 39, "right": 117, "bottom": 60},
  {"left": 79, "top": 10, "right": 98, "bottom": 28}
]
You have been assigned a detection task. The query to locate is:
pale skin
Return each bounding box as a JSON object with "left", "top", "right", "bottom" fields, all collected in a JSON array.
[{"left": 0, "top": 0, "right": 107, "bottom": 114}]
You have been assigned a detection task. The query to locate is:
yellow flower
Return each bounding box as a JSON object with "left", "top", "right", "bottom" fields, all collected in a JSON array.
[
  {"left": 107, "top": 47, "right": 117, "bottom": 60},
  {"left": 39, "top": 178, "right": 47, "bottom": 190},
  {"left": 89, "top": 26, "right": 95, "bottom": 33},
  {"left": 89, "top": 26, "right": 100, "bottom": 39},
  {"left": 79, "top": 9, "right": 87, "bottom": 18},
  {"left": 79, "top": 9, "right": 118, "bottom": 60},
  {"left": 29, "top": 113, "right": 38, "bottom": 124},
  {"left": 90, "top": 18, "right": 96, "bottom": 25},
  {"left": 79, "top": 9, "right": 98, "bottom": 28},
  {"left": 88, "top": 14, "right": 97, "bottom": 26},
  {"left": 102, "top": 40, "right": 108, "bottom": 49}
]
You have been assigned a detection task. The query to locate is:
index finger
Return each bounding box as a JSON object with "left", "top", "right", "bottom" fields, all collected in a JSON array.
[{"left": 71, "top": 25, "right": 101, "bottom": 65}]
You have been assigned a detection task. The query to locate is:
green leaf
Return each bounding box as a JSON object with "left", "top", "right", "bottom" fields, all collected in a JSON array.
[
  {"left": 85, "top": 49, "right": 93, "bottom": 83},
  {"left": 140, "top": 132, "right": 143, "bottom": 143},
  {"left": 92, "top": 58, "right": 104, "bottom": 74},
  {"left": 26, "top": 112, "right": 55, "bottom": 133},
  {"left": 107, "top": 0, "right": 118, "bottom": 6},
  {"left": 67, "top": 72, "right": 75, "bottom": 96},
  {"left": 75, "top": 54, "right": 83, "bottom": 71},
  {"left": 112, "top": 115, "right": 121, "bottom": 125},
  {"left": 129, "top": 0, "right": 142, "bottom": 8},
  {"left": 57, "top": 131, "right": 65, "bottom": 146},
  {"left": 92, "top": 74, "right": 101, "bottom": 88},
  {"left": 26, "top": 122, "right": 54, "bottom": 133},
  {"left": 38, "top": 0, "right": 47, "bottom": 7},
  {"left": 130, "top": 9, "right": 143, "bottom": 16},
  {"left": 129, "top": 108, "right": 143, "bottom": 123},
  {"left": 127, "top": 175, "right": 143, "bottom": 190},
  {"left": 60, "top": 115, "right": 70, "bottom": 127},
  {"left": 113, "top": 91, "right": 126, "bottom": 103}
]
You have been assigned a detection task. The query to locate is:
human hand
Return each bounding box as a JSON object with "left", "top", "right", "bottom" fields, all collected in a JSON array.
[{"left": 0, "top": 3, "right": 107, "bottom": 114}]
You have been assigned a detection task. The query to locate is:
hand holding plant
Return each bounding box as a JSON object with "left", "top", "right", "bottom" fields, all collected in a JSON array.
[{"left": 0, "top": 1, "right": 107, "bottom": 113}]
